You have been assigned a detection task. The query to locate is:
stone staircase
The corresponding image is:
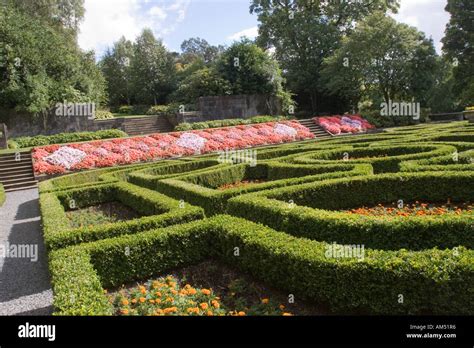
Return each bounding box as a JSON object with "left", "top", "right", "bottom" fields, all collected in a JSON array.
[
  {"left": 122, "top": 116, "right": 174, "bottom": 136},
  {"left": 0, "top": 151, "right": 38, "bottom": 192},
  {"left": 298, "top": 119, "right": 332, "bottom": 139}
]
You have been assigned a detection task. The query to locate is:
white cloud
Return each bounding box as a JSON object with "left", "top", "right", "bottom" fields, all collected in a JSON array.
[
  {"left": 148, "top": 6, "right": 167, "bottom": 20},
  {"left": 78, "top": 0, "right": 190, "bottom": 58},
  {"left": 391, "top": 0, "right": 449, "bottom": 53},
  {"left": 227, "top": 26, "right": 259, "bottom": 41}
]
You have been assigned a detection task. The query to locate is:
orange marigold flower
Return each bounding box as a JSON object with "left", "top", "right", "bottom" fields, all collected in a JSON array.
[
  {"left": 187, "top": 288, "right": 197, "bottom": 295},
  {"left": 200, "top": 303, "right": 208, "bottom": 310},
  {"left": 238, "top": 311, "right": 246, "bottom": 316},
  {"left": 171, "top": 289, "right": 178, "bottom": 295},
  {"left": 121, "top": 309, "right": 129, "bottom": 315},
  {"left": 149, "top": 299, "right": 155, "bottom": 304},
  {"left": 155, "top": 291, "right": 161, "bottom": 297},
  {"left": 207, "top": 310, "right": 214, "bottom": 316},
  {"left": 279, "top": 304, "right": 285, "bottom": 310},
  {"left": 211, "top": 300, "right": 220, "bottom": 309},
  {"left": 121, "top": 299, "right": 129, "bottom": 306},
  {"left": 201, "top": 289, "right": 211, "bottom": 295},
  {"left": 282, "top": 312, "right": 293, "bottom": 316},
  {"left": 163, "top": 307, "right": 177, "bottom": 314},
  {"left": 165, "top": 297, "right": 174, "bottom": 303},
  {"left": 261, "top": 298, "right": 269, "bottom": 304},
  {"left": 139, "top": 297, "right": 146, "bottom": 303},
  {"left": 131, "top": 299, "right": 137, "bottom": 304}
]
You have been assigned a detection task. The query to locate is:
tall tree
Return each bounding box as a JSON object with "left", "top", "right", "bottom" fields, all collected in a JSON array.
[
  {"left": 180, "top": 37, "right": 224, "bottom": 64},
  {"left": 0, "top": 5, "right": 106, "bottom": 120},
  {"left": 250, "top": 0, "right": 399, "bottom": 113},
  {"left": 320, "top": 13, "right": 437, "bottom": 109},
  {"left": 130, "top": 29, "right": 176, "bottom": 105},
  {"left": 99, "top": 37, "right": 134, "bottom": 105},
  {"left": 5, "top": 0, "right": 85, "bottom": 33},
  {"left": 215, "top": 39, "right": 292, "bottom": 111},
  {"left": 442, "top": 0, "right": 474, "bottom": 107}
]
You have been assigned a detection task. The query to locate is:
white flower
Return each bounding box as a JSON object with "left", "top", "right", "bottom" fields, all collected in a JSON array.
[
  {"left": 45, "top": 146, "right": 87, "bottom": 169},
  {"left": 274, "top": 123, "right": 297, "bottom": 137},
  {"left": 176, "top": 133, "right": 207, "bottom": 152}
]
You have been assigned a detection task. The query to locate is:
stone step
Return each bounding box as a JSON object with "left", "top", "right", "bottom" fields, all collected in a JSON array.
[
  {"left": 0, "top": 172, "right": 34, "bottom": 180},
  {"left": 3, "top": 180, "right": 38, "bottom": 192}
]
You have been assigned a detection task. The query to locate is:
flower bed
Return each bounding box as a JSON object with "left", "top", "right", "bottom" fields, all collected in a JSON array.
[
  {"left": 33, "top": 121, "right": 314, "bottom": 175},
  {"left": 314, "top": 114, "right": 376, "bottom": 135}
]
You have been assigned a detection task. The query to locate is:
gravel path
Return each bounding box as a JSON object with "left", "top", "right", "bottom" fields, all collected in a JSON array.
[{"left": 0, "top": 188, "right": 53, "bottom": 315}]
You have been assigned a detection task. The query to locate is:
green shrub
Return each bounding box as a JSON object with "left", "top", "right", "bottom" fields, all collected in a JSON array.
[
  {"left": 173, "top": 115, "right": 289, "bottom": 131},
  {"left": 7, "top": 139, "right": 19, "bottom": 149},
  {"left": 0, "top": 184, "right": 5, "bottom": 206},
  {"left": 174, "top": 122, "right": 193, "bottom": 131},
  {"left": 287, "top": 144, "right": 456, "bottom": 173},
  {"left": 12, "top": 129, "right": 127, "bottom": 148},
  {"left": 155, "top": 162, "right": 372, "bottom": 215},
  {"left": 146, "top": 105, "right": 169, "bottom": 115},
  {"left": 117, "top": 105, "right": 133, "bottom": 114},
  {"left": 49, "top": 215, "right": 474, "bottom": 315},
  {"left": 94, "top": 110, "right": 114, "bottom": 120},
  {"left": 40, "top": 182, "right": 204, "bottom": 250},
  {"left": 227, "top": 171, "right": 474, "bottom": 250}
]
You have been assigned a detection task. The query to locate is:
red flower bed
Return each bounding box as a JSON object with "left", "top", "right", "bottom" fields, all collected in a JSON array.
[
  {"left": 314, "top": 114, "right": 375, "bottom": 135},
  {"left": 32, "top": 121, "right": 314, "bottom": 175}
]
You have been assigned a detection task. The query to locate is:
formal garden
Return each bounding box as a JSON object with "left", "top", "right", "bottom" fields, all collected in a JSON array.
[
  {"left": 33, "top": 120, "right": 472, "bottom": 316},
  {"left": 0, "top": 0, "right": 473, "bottom": 328}
]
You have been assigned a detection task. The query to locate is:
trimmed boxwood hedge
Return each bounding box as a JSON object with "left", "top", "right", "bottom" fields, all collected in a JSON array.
[
  {"left": 49, "top": 215, "right": 474, "bottom": 315},
  {"left": 40, "top": 181, "right": 204, "bottom": 250},
  {"left": 10, "top": 129, "right": 128, "bottom": 149},
  {"left": 0, "top": 184, "right": 5, "bottom": 206},
  {"left": 286, "top": 144, "right": 456, "bottom": 173},
  {"left": 39, "top": 159, "right": 184, "bottom": 193},
  {"left": 227, "top": 171, "right": 474, "bottom": 250},
  {"left": 154, "top": 162, "right": 373, "bottom": 215}
]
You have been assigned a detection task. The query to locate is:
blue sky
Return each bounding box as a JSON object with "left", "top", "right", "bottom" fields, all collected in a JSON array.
[{"left": 78, "top": 0, "right": 450, "bottom": 59}]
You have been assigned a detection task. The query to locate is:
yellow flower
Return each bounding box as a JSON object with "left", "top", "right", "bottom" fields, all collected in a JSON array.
[
  {"left": 261, "top": 298, "right": 269, "bottom": 304},
  {"left": 201, "top": 289, "right": 211, "bottom": 295},
  {"left": 165, "top": 297, "right": 174, "bottom": 303}
]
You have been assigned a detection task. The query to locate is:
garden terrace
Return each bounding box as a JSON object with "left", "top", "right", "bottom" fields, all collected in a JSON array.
[{"left": 38, "top": 121, "right": 474, "bottom": 315}]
